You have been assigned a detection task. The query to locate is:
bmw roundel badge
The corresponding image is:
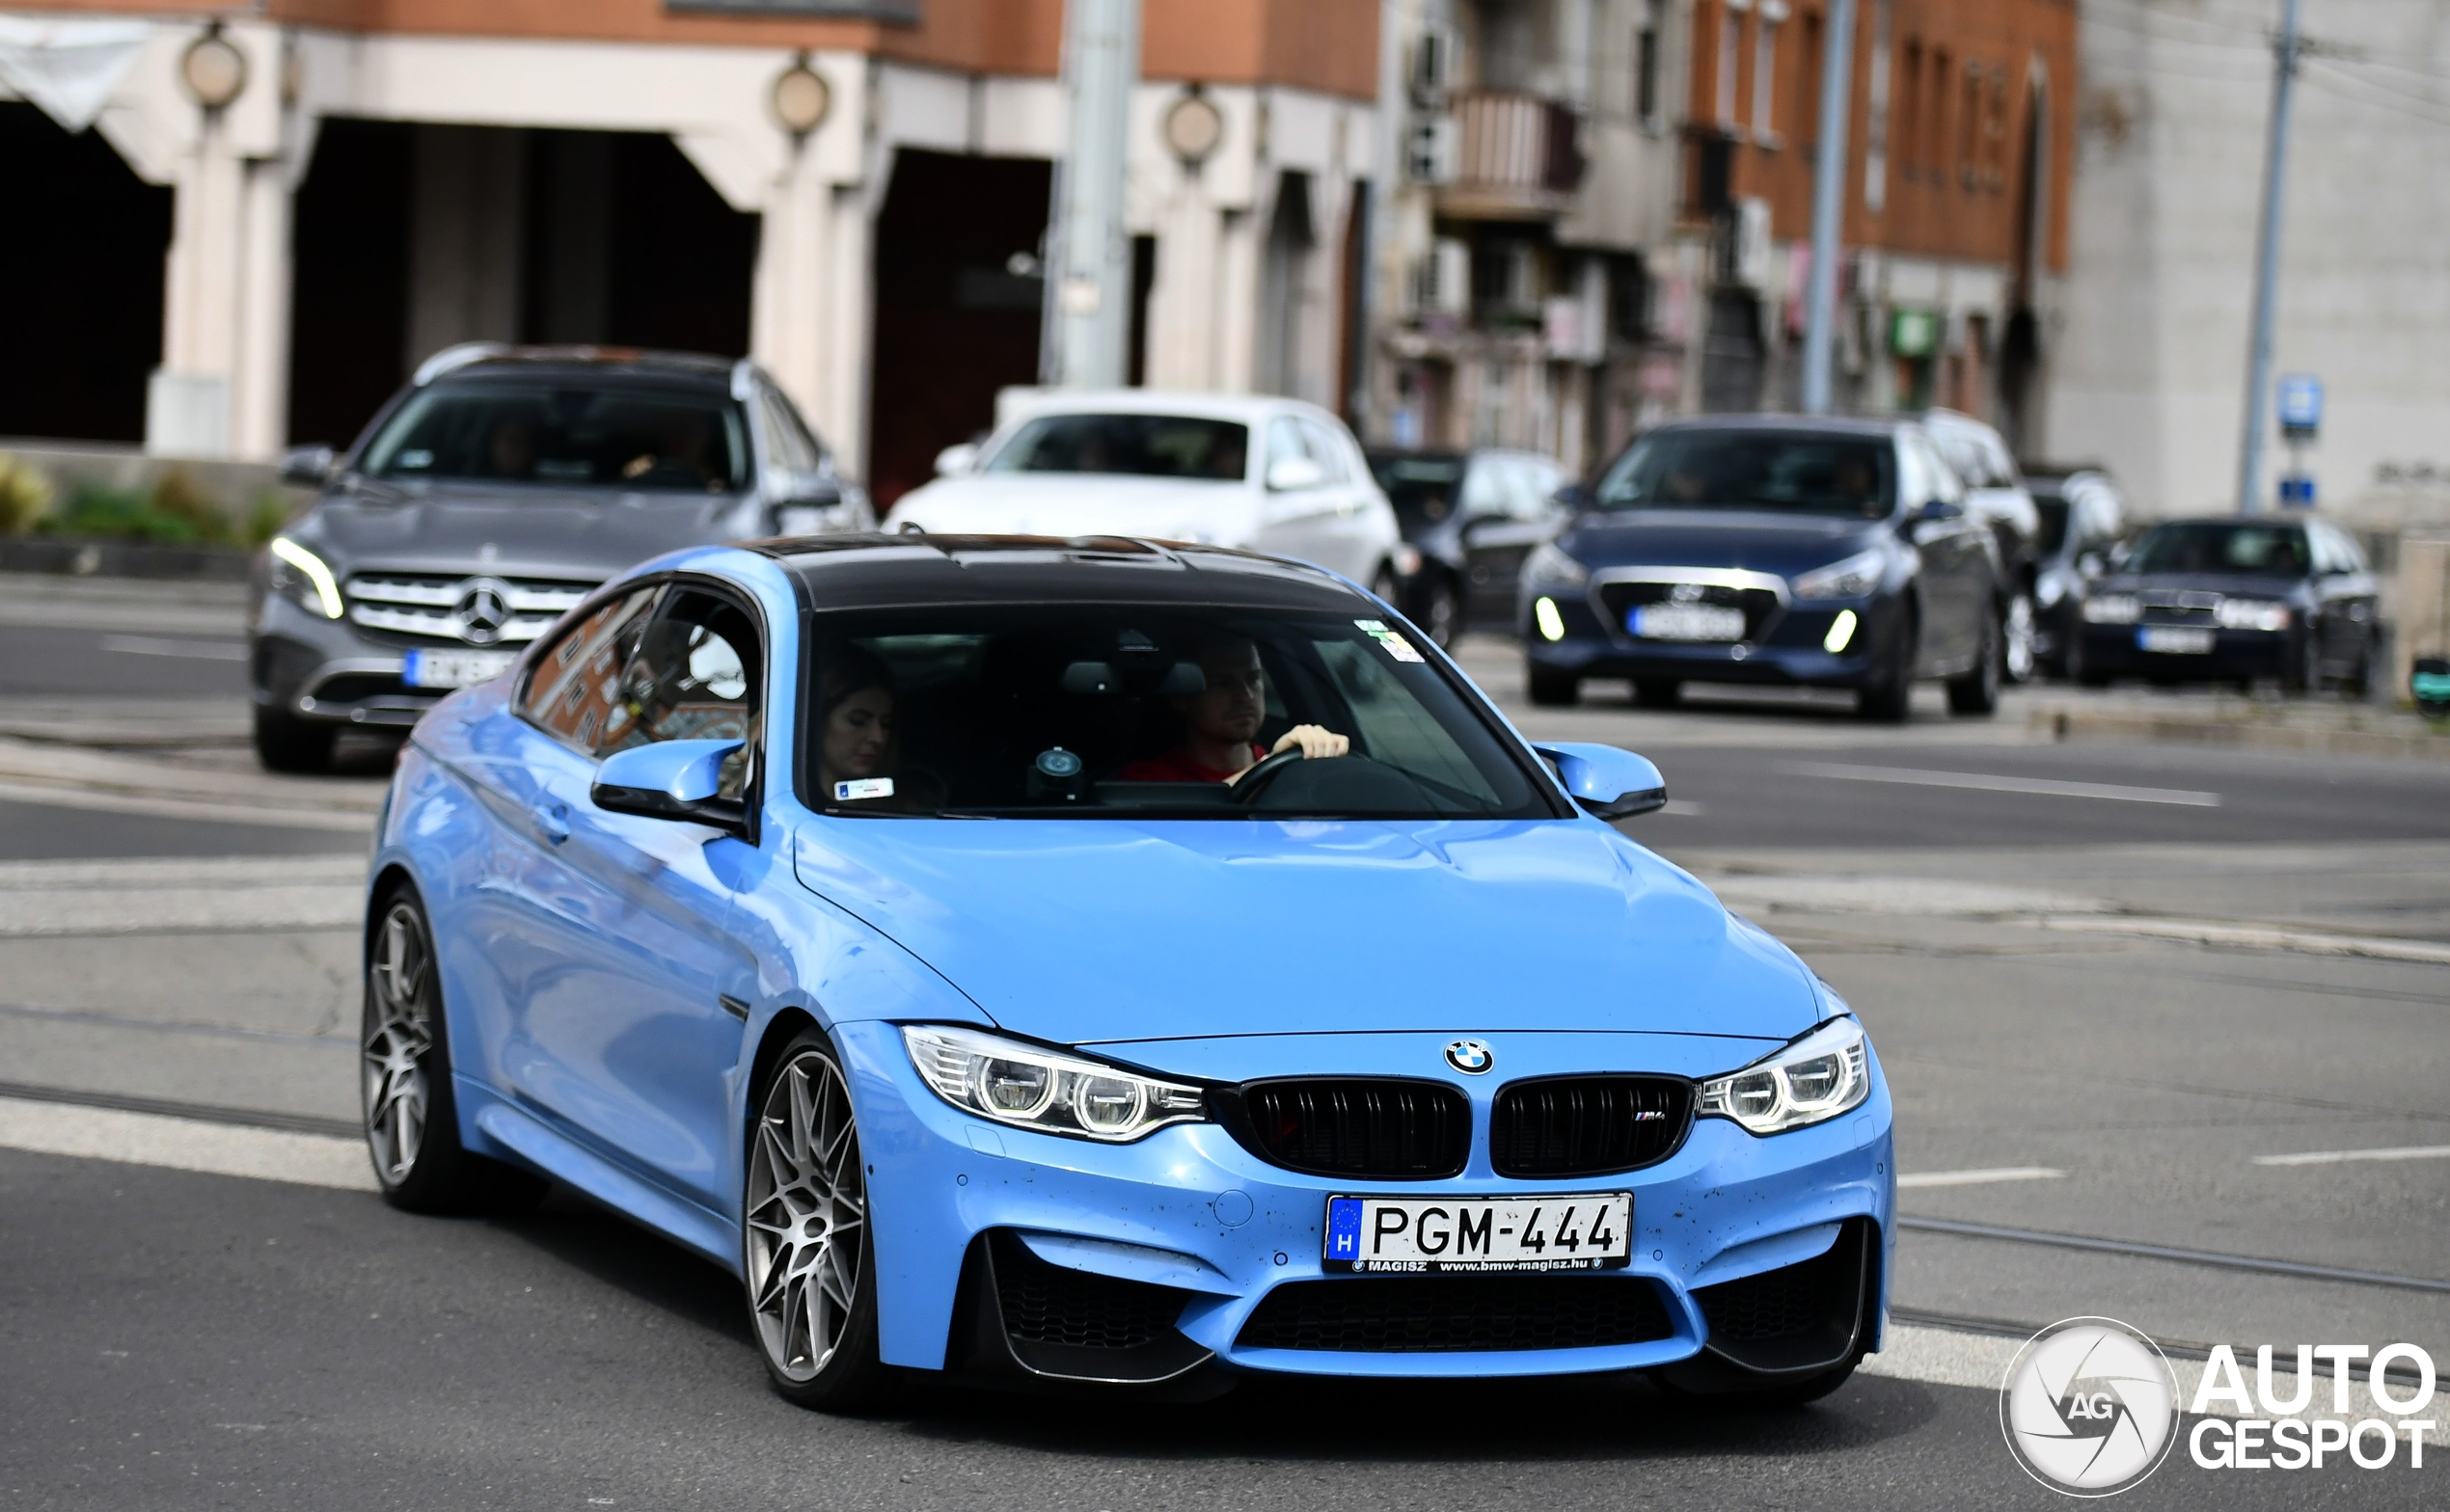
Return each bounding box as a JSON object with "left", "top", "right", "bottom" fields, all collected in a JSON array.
[{"left": 1443, "top": 1039, "right": 1494, "bottom": 1074}]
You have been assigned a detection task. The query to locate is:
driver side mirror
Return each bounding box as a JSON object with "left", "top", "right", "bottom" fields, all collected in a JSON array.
[
  {"left": 1266, "top": 456, "right": 1326, "bottom": 492},
  {"left": 1534, "top": 742, "right": 1668, "bottom": 821},
  {"left": 771, "top": 475, "right": 844, "bottom": 536},
  {"left": 281, "top": 445, "right": 338, "bottom": 488},
  {"left": 593, "top": 739, "right": 748, "bottom": 831},
  {"left": 934, "top": 442, "right": 979, "bottom": 477},
  {"left": 1552, "top": 481, "right": 1592, "bottom": 513}
]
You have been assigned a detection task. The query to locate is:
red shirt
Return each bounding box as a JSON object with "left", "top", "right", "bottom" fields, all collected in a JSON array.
[{"left": 1116, "top": 743, "right": 1267, "bottom": 784}]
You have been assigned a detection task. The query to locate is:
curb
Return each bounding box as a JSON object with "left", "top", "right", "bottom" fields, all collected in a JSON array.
[
  {"left": 0, "top": 537, "right": 256, "bottom": 581},
  {"left": 2033, "top": 707, "right": 2450, "bottom": 764}
]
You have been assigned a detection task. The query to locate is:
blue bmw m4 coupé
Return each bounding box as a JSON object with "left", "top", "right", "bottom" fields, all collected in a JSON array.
[{"left": 364, "top": 533, "right": 1895, "bottom": 1409}]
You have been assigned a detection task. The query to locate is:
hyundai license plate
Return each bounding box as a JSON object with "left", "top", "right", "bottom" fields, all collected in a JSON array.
[
  {"left": 1322, "top": 1193, "right": 1633, "bottom": 1273},
  {"left": 1629, "top": 604, "right": 1745, "bottom": 641},
  {"left": 402, "top": 649, "right": 517, "bottom": 688},
  {"left": 2137, "top": 627, "right": 2214, "bottom": 656}
]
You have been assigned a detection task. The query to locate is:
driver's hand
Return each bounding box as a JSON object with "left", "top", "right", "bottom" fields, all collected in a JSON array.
[{"left": 1270, "top": 724, "right": 1349, "bottom": 761}]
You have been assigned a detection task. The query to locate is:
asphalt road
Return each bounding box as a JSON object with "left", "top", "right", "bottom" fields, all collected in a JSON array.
[{"left": 2, "top": 574, "right": 2445, "bottom": 1508}]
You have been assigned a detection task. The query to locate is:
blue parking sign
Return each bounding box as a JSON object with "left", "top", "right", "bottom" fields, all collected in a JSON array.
[{"left": 2277, "top": 374, "right": 2322, "bottom": 436}]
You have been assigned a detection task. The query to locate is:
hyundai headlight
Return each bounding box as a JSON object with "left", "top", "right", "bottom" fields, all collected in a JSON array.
[
  {"left": 2082, "top": 593, "right": 2140, "bottom": 625},
  {"left": 2216, "top": 598, "right": 2291, "bottom": 632},
  {"left": 1698, "top": 1016, "right": 1872, "bottom": 1135},
  {"left": 1522, "top": 540, "right": 1589, "bottom": 589},
  {"left": 1791, "top": 549, "right": 1886, "bottom": 602},
  {"left": 267, "top": 537, "right": 342, "bottom": 619},
  {"left": 902, "top": 1025, "right": 1207, "bottom": 1143}
]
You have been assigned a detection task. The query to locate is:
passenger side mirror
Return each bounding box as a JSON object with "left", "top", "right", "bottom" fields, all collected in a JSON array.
[
  {"left": 281, "top": 445, "right": 338, "bottom": 488},
  {"left": 1266, "top": 456, "right": 1326, "bottom": 492},
  {"left": 1552, "top": 481, "right": 1592, "bottom": 513},
  {"left": 771, "top": 476, "right": 845, "bottom": 536},
  {"left": 1533, "top": 742, "right": 1668, "bottom": 822},
  {"left": 934, "top": 442, "right": 980, "bottom": 477},
  {"left": 1913, "top": 499, "right": 1966, "bottom": 524},
  {"left": 593, "top": 739, "right": 748, "bottom": 831}
]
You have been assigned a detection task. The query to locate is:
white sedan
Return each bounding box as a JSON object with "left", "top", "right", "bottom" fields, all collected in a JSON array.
[{"left": 884, "top": 392, "right": 1409, "bottom": 593}]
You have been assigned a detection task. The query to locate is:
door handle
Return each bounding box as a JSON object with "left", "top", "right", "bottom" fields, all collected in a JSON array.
[{"left": 532, "top": 801, "right": 570, "bottom": 844}]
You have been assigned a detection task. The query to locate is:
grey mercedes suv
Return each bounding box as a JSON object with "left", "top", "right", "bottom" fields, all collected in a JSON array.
[{"left": 250, "top": 344, "right": 868, "bottom": 770}]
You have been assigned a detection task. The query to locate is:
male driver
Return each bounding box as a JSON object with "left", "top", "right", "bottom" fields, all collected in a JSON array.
[{"left": 1119, "top": 634, "right": 1348, "bottom": 783}]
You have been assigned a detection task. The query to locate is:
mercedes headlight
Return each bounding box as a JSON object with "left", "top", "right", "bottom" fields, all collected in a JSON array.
[
  {"left": 902, "top": 1025, "right": 1207, "bottom": 1143},
  {"left": 1522, "top": 540, "right": 1589, "bottom": 589},
  {"left": 2216, "top": 598, "right": 2291, "bottom": 632},
  {"left": 1791, "top": 549, "right": 1886, "bottom": 602},
  {"left": 1698, "top": 1016, "right": 1871, "bottom": 1135},
  {"left": 267, "top": 537, "right": 342, "bottom": 619},
  {"left": 2082, "top": 592, "right": 2140, "bottom": 625}
]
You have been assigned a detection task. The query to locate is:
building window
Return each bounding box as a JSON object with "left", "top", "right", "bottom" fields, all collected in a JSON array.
[
  {"left": 1754, "top": 4, "right": 1783, "bottom": 142},
  {"left": 1931, "top": 48, "right": 1953, "bottom": 184},
  {"left": 1960, "top": 64, "right": 1982, "bottom": 188},
  {"left": 1796, "top": 12, "right": 1822, "bottom": 149},
  {"left": 1718, "top": 6, "right": 1742, "bottom": 132},
  {"left": 1897, "top": 42, "right": 1921, "bottom": 176},
  {"left": 1636, "top": 0, "right": 1661, "bottom": 123}
]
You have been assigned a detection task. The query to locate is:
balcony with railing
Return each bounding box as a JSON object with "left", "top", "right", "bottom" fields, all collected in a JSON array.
[{"left": 1434, "top": 91, "right": 1584, "bottom": 220}]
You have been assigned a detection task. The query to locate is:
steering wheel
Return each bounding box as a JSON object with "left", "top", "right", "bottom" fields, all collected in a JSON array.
[{"left": 1229, "top": 746, "right": 1307, "bottom": 804}]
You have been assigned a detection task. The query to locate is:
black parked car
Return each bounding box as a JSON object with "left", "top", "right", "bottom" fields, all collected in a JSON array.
[
  {"left": 1521, "top": 416, "right": 2006, "bottom": 721},
  {"left": 1366, "top": 447, "right": 1568, "bottom": 646},
  {"left": 2070, "top": 516, "right": 2379, "bottom": 693},
  {"left": 2026, "top": 469, "right": 2129, "bottom": 678},
  {"left": 252, "top": 344, "right": 868, "bottom": 770}
]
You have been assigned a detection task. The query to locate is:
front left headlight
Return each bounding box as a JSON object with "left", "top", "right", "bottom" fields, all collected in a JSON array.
[
  {"left": 1698, "top": 1016, "right": 1872, "bottom": 1135},
  {"left": 1522, "top": 540, "right": 1589, "bottom": 589},
  {"left": 1791, "top": 549, "right": 1886, "bottom": 602},
  {"left": 267, "top": 536, "right": 342, "bottom": 619},
  {"left": 2216, "top": 598, "right": 2291, "bottom": 632},
  {"left": 902, "top": 1024, "right": 1207, "bottom": 1144}
]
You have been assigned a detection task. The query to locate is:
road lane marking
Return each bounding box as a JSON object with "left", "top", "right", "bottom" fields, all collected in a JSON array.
[
  {"left": 1781, "top": 761, "right": 2221, "bottom": 806},
  {"left": 0, "top": 779, "right": 375, "bottom": 834},
  {"left": 1895, "top": 1166, "right": 2065, "bottom": 1189},
  {"left": 0, "top": 1079, "right": 359, "bottom": 1138},
  {"left": 2253, "top": 1144, "right": 2450, "bottom": 1167},
  {"left": 1898, "top": 1215, "right": 2450, "bottom": 1293},
  {"left": 2035, "top": 915, "right": 2450, "bottom": 966},
  {"left": 97, "top": 634, "right": 249, "bottom": 661},
  {"left": 0, "top": 1000, "right": 356, "bottom": 1050},
  {"left": 0, "top": 1095, "right": 374, "bottom": 1192}
]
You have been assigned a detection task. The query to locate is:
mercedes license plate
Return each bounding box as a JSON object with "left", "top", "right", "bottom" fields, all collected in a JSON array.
[
  {"left": 402, "top": 649, "right": 517, "bottom": 688},
  {"left": 2137, "top": 627, "right": 2214, "bottom": 656},
  {"left": 1322, "top": 1193, "right": 1633, "bottom": 1273},
  {"left": 1630, "top": 604, "right": 1745, "bottom": 641}
]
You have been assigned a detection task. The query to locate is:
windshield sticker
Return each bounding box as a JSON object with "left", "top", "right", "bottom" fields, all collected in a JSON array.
[
  {"left": 834, "top": 777, "right": 895, "bottom": 802},
  {"left": 1355, "top": 619, "right": 1426, "bottom": 663}
]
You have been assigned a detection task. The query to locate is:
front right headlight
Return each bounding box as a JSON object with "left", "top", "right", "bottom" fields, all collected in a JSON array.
[
  {"left": 267, "top": 536, "right": 342, "bottom": 619},
  {"left": 1521, "top": 540, "right": 1589, "bottom": 589},
  {"left": 1698, "top": 1016, "right": 1872, "bottom": 1135},
  {"left": 2082, "top": 592, "right": 2140, "bottom": 624},
  {"left": 1792, "top": 549, "right": 1887, "bottom": 602},
  {"left": 902, "top": 1024, "right": 1208, "bottom": 1144}
]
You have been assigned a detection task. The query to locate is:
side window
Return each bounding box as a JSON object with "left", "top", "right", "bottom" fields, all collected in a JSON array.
[
  {"left": 760, "top": 392, "right": 820, "bottom": 475},
  {"left": 522, "top": 587, "right": 662, "bottom": 753},
  {"left": 1297, "top": 419, "right": 1351, "bottom": 484},
  {"left": 1522, "top": 460, "right": 1565, "bottom": 518},
  {"left": 1459, "top": 458, "right": 1508, "bottom": 518},
  {"left": 1916, "top": 436, "right": 1965, "bottom": 503},
  {"left": 603, "top": 587, "right": 766, "bottom": 797},
  {"left": 1894, "top": 439, "right": 1930, "bottom": 509},
  {"left": 1266, "top": 417, "right": 1321, "bottom": 489}
]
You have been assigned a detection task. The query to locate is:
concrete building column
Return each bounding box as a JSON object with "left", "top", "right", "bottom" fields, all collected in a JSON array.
[{"left": 745, "top": 54, "right": 870, "bottom": 475}]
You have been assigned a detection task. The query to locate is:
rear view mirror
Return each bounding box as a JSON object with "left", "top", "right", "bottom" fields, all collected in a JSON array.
[
  {"left": 1266, "top": 457, "right": 1326, "bottom": 492},
  {"left": 1534, "top": 742, "right": 1668, "bottom": 821},
  {"left": 593, "top": 739, "right": 747, "bottom": 830},
  {"left": 281, "top": 445, "right": 337, "bottom": 487},
  {"left": 934, "top": 442, "right": 980, "bottom": 477}
]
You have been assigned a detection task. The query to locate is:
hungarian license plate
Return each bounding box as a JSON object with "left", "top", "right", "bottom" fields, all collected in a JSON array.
[
  {"left": 1630, "top": 603, "right": 1746, "bottom": 641},
  {"left": 402, "top": 648, "right": 517, "bottom": 688},
  {"left": 2137, "top": 627, "right": 2213, "bottom": 656},
  {"left": 1322, "top": 1193, "right": 1633, "bottom": 1273}
]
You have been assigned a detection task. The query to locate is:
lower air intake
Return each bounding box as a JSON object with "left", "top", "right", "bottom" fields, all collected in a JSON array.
[{"left": 1236, "top": 1276, "right": 1674, "bottom": 1353}]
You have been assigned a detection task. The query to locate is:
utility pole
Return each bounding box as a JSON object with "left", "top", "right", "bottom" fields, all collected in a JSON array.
[
  {"left": 1045, "top": 0, "right": 1141, "bottom": 389},
  {"left": 1801, "top": 0, "right": 1858, "bottom": 415},
  {"left": 2237, "top": 0, "right": 2303, "bottom": 515}
]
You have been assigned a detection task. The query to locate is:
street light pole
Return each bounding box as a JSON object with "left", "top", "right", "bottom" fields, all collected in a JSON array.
[
  {"left": 1046, "top": 0, "right": 1141, "bottom": 390},
  {"left": 1801, "top": 0, "right": 1858, "bottom": 415},
  {"left": 2236, "top": 0, "right": 2303, "bottom": 516}
]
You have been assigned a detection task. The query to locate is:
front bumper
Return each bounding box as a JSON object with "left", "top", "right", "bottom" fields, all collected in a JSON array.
[
  {"left": 2075, "top": 621, "right": 2293, "bottom": 681},
  {"left": 838, "top": 1022, "right": 1895, "bottom": 1390},
  {"left": 250, "top": 592, "right": 461, "bottom": 728},
  {"left": 1522, "top": 586, "right": 1908, "bottom": 689}
]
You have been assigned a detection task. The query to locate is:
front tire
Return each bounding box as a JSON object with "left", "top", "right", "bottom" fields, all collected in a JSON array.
[
  {"left": 1632, "top": 678, "right": 1683, "bottom": 709},
  {"left": 2001, "top": 592, "right": 2037, "bottom": 684},
  {"left": 363, "top": 889, "right": 547, "bottom": 1214},
  {"left": 1415, "top": 573, "right": 1462, "bottom": 649},
  {"left": 255, "top": 704, "right": 335, "bottom": 773},
  {"left": 1856, "top": 610, "right": 1917, "bottom": 723},
  {"left": 1946, "top": 611, "right": 2001, "bottom": 716},
  {"left": 745, "top": 1033, "right": 892, "bottom": 1411}
]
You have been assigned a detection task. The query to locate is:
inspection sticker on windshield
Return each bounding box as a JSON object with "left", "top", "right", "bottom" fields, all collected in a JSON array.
[
  {"left": 1322, "top": 1193, "right": 1632, "bottom": 1273},
  {"left": 833, "top": 777, "right": 894, "bottom": 801},
  {"left": 1354, "top": 619, "right": 1425, "bottom": 663}
]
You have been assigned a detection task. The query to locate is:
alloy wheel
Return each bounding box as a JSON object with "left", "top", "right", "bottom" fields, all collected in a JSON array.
[
  {"left": 746, "top": 1050, "right": 868, "bottom": 1382},
  {"left": 363, "top": 903, "right": 434, "bottom": 1186},
  {"left": 2002, "top": 594, "right": 2037, "bottom": 683}
]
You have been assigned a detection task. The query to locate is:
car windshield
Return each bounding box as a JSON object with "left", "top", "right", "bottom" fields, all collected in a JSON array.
[
  {"left": 2124, "top": 523, "right": 2309, "bottom": 576},
  {"left": 803, "top": 606, "right": 1552, "bottom": 820},
  {"left": 362, "top": 382, "right": 750, "bottom": 492},
  {"left": 1593, "top": 431, "right": 1894, "bottom": 518},
  {"left": 2034, "top": 500, "right": 2071, "bottom": 556},
  {"left": 984, "top": 414, "right": 1250, "bottom": 481},
  {"left": 1370, "top": 454, "right": 1466, "bottom": 524}
]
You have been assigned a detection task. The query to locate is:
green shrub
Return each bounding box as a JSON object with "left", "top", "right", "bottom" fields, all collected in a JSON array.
[
  {"left": 41, "top": 474, "right": 239, "bottom": 545},
  {"left": 244, "top": 492, "right": 293, "bottom": 546}
]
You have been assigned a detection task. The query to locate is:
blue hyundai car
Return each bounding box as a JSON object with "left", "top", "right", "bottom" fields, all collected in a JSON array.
[
  {"left": 363, "top": 533, "right": 1894, "bottom": 1409},
  {"left": 1522, "top": 417, "right": 2004, "bottom": 720}
]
